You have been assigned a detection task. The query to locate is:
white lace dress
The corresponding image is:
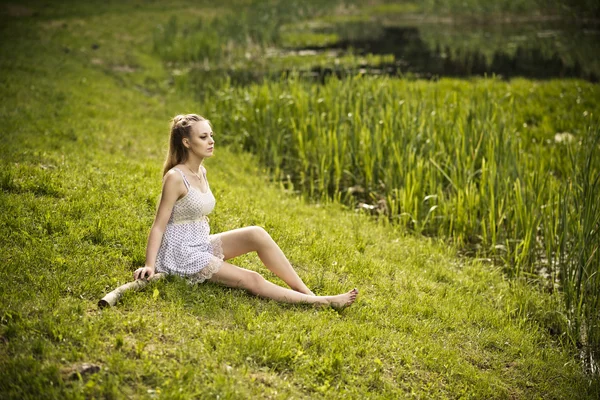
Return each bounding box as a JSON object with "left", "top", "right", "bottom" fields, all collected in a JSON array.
[{"left": 155, "top": 167, "right": 224, "bottom": 283}]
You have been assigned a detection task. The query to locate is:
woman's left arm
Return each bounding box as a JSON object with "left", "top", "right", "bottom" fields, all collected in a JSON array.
[{"left": 134, "top": 171, "right": 185, "bottom": 280}]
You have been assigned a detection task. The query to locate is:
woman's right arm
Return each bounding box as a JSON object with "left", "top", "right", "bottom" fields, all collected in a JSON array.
[{"left": 134, "top": 171, "right": 185, "bottom": 280}]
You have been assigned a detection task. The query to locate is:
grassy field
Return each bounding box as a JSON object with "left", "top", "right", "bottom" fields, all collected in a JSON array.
[
  {"left": 201, "top": 75, "right": 600, "bottom": 356},
  {"left": 1, "top": 0, "right": 599, "bottom": 398},
  {"left": 153, "top": 0, "right": 600, "bottom": 367}
]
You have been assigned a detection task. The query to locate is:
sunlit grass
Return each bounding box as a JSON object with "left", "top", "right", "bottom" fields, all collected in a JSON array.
[
  {"left": 200, "top": 75, "right": 600, "bottom": 364},
  {"left": 280, "top": 31, "right": 340, "bottom": 48},
  {"left": 0, "top": 0, "right": 599, "bottom": 398}
]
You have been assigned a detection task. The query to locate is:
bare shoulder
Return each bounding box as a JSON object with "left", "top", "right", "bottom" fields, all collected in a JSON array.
[
  {"left": 163, "top": 168, "right": 183, "bottom": 184},
  {"left": 154, "top": 169, "right": 186, "bottom": 218},
  {"left": 201, "top": 165, "right": 207, "bottom": 174},
  {"left": 162, "top": 169, "right": 186, "bottom": 196}
]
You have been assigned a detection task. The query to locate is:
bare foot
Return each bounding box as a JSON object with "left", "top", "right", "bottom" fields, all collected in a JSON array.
[{"left": 327, "top": 288, "right": 358, "bottom": 309}]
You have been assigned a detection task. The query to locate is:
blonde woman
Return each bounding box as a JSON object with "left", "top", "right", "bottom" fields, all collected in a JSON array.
[{"left": 133, "top": 114, "right": 358, "bottom": 308}]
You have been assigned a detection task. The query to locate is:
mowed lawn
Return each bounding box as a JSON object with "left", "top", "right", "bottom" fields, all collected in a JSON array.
[{"left": 0, "top": 1, "right": 598, "bottom": 398}]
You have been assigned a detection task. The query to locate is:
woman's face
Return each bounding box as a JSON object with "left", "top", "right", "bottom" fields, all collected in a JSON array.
[{"left": 185, "top": 120, "right": 214, "bottom": 159}]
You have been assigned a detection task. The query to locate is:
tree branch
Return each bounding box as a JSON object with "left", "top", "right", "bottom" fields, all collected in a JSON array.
[{"left": 98, "top": 273, "right": 166, "bottom": 308}]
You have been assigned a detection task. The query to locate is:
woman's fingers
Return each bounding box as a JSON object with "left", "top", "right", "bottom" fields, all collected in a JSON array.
[
  {"left": 134, "top": 268, "right": 144, "bottom": 280},
  {"left": 133, "top": 267, "right": 155, "bottom": 280}
]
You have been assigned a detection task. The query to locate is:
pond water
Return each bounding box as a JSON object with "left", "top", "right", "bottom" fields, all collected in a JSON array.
[
  {"left": 190, "top": 16, "right": 600, "bottom": 86},
  {"left": 307, "top": 20, "right": 598, "bottom": 82},
  {"left": 288, "top": 18, "right": 600, "bottom": 82}
]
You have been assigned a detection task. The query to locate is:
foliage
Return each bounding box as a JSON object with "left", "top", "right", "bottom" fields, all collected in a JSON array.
[
  {"left": 369, "top": 0, "right": 600, "bottom": 19},
  {"left": 0, "top": 0, "right": 599, "bottom": 397},
  {"left": 152, "top": 0, "right": 343, "bottom": 64},
  {"left": 203, "top": 76, "right": 600, "bottom": 366}
]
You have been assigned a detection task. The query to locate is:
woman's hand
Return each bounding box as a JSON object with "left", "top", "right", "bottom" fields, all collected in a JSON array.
[{"left": 134, "top": 266, "right": 155, "bottom": 281}]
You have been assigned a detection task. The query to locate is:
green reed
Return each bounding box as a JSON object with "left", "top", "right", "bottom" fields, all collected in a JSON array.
[
  {"left": 201, "top": 76, "right": 600, "bottom": 368},
  {"left": 556, "top": 136, "right": 600, "bottom": 368},
  {"left": 152, "top": 0, "right": 342, "bottom": 65}
]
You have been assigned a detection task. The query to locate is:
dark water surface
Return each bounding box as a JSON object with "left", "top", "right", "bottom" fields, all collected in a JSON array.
[
  {"left": 303, "top": 20, "right": 600, "bottom": 82},
  {"left": 195, "top": 17, "right": 599, "bottom": 85}
]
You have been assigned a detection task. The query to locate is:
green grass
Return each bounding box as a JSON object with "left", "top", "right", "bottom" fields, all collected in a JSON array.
[
  {"left": 1, "top": 0, "right": 599, "bottom": 398},
  {"left": 362, "top": 0, "right": 599, "bottom": 19},
  {"left": 201, "top": 74, "right": 600, "bottom": 359}
]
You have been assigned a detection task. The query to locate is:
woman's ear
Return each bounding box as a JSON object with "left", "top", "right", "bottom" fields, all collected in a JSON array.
[{"left": 183, "top": 138, "right": 190, "bottom": 148}]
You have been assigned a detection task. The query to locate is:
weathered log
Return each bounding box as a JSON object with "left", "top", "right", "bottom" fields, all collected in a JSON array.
[{"left": 98, "top": 273, "right": 166, "bottom": 308}]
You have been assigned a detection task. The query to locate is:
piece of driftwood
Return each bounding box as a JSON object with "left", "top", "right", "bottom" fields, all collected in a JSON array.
[
  {"left": 62, "top": 363, "right": 101, "bottom": 380},
  {"left": 98, "top": 273, "right": 166, "bottom": 308}
]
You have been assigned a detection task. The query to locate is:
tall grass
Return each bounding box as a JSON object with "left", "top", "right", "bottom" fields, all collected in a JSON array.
[
  {"left": 375, "top": 0, "right": 600, "bottom": 19},
  {"left": 152, "top": 0, "right": 343, "bottom": 65},
  {"left": 1, "top": 0, "right": 599, "bottom": 395},
  {"left": 148, "top": 0, "right": 600, "bottom": 373},
  {"left": 198, "top": 76, "right": 600, "bottom": 369},
  {"left": 554, "top": 136, "right": 600, "bottom": 369}
]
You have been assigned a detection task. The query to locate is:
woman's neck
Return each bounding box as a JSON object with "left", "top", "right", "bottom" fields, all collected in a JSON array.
[{"left": 182, "top": 156, "right": 203, "bottom": 174}]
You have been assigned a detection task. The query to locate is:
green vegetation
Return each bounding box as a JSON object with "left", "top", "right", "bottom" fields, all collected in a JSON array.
[
  {"left": 366, "top": 0, "right": 599, "bottom": 19},
  {"left": 154, "top": 1, "right": 600, "bottom": 93},
  {"left": 1, "top": 0, "right": 599, "bottom": 398},
  {"left": 151, "top": 0, "right": 600, "bottom": 367},
  {"left": 203, "top": 74, "right": 600, "bottom": 368}
]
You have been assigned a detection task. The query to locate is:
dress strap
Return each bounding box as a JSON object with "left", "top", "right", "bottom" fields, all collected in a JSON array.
[
  {"left": 173, "top": 167, "right": 190, "bottom": 190},
  {"left": 201, "top": 165, "right": 208, "bottom": 186}
]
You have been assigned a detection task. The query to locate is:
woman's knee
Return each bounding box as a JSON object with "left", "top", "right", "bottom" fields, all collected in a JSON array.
[
  {"left": 243, "top": 270, "right": 265, "bottom": 293},
  {"left": 248, "top": 226, "right": 271, "bottom": 245}
]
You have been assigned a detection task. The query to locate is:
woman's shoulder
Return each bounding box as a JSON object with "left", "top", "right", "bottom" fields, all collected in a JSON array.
[
  {"left": 165, "top": 165, "right": 184, "bottom": 177},
  {"left": 163, "top": 167, "right": 186, "bottom": 187},
  {"left": 158, "top": 167, "right": 187, "bottom": 203}
]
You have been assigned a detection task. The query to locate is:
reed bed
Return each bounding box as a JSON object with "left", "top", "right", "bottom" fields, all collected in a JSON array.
[{"left": 202, "top": 76, "right": 600, "bottom": 369}]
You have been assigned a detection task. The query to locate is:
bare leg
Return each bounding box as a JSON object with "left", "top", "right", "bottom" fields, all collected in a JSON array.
[
  {"left": 218, "top": 226, "right": 315, "bottom": 295},
  {"left": 208, "top": 262, "right": 358, "bottom": 308}
]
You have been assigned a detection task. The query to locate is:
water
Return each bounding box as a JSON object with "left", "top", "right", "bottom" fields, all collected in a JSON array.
[
  {"left": 185, "top": 16, "right": 599, "bottom": 87},
  {"left": 190, "top": 18, "right": 600, "bottom": 86},
  {"left": 284, "top": 17, "right": 600, "bottom": 82}
]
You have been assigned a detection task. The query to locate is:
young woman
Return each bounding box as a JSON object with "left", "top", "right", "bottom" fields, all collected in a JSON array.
[{"left": 133, "top": 114, "right": 358, "bottom": 308}]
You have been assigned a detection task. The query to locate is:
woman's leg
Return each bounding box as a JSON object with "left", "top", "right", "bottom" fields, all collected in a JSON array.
[
  {"left": 217, "top": 226, "right": 315, "bottom": 295},
  {"left": 208, "top": 261, "right": 358, "bottom": 308}
]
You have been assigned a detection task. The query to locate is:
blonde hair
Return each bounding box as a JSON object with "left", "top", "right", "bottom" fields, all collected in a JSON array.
[{"left": 162, "top": 114, "right": 210, "bottom": 176}]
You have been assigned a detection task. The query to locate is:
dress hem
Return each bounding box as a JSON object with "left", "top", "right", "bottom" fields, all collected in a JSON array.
[{"left": 187, "top": 233, "right": 224, "bottom": 284}]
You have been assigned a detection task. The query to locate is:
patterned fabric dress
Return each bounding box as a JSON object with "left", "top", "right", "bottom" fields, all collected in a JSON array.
[{"left": 155, "top": 167, "right": 224, "bottom": 283}]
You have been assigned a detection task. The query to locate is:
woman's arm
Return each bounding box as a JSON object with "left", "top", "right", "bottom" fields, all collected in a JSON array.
[{"left": 134, "top": 171, "right": 186, "bottom": 280}]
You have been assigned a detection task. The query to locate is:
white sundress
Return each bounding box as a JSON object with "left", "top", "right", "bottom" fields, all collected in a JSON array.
[{"left": 155, "top": 167, "right": 224, "bottom": 283}]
